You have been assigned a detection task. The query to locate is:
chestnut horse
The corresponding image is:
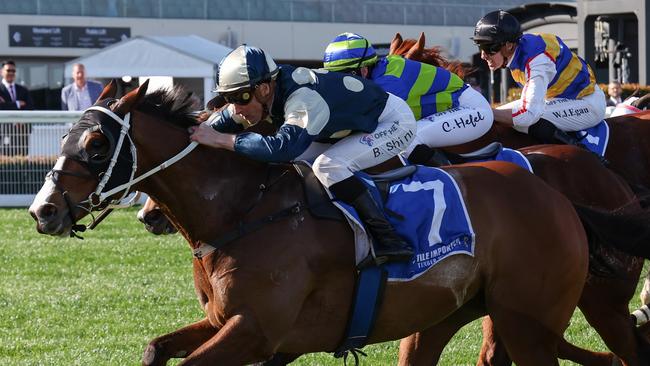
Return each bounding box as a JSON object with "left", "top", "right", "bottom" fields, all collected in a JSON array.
[
  {"left": 136, "top": 144, "right": 649, "bottom": 366},
  {"left": 392, "top": 34, "right": 650, "bottom": 365},
  {"left": 29, "top": 80, "right": 589, "bottom": 365}
]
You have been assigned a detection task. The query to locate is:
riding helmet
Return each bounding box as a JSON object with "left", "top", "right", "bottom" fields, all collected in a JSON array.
[
  {"left": 471, "top": 10, "right": 522, "bottom": 45},
  {"left": 214, "top": 45, "right": 279, "bottom": 93},
  {"left": 323, "top": 32, "right": 378, "bottom": 72}
]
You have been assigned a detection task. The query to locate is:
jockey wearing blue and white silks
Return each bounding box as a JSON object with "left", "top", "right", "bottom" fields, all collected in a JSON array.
[{"left": 190, "top": 45, "right": 416, "bottom": 264}]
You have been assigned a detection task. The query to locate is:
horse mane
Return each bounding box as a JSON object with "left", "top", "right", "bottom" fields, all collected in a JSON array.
[
  {"left": 390, "top": 37, "right": 470, "bottom": 79},
  {"left": 136, "top": 85, "right": 199, "bottom": 128}
]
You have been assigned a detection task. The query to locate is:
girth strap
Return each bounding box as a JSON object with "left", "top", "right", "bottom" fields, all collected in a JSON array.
[
  {"left": 334, "top": 266, "right": 387, "bottom": 363},
  {"left": 193, "top": 202, "right": 302, "bottom": 259}
]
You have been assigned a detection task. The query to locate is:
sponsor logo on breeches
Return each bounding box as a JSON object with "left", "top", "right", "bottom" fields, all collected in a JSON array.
[
  {"left": 358, "top": 120, "right": 401, "bottom": 147},
  {"left": 442, "top": 111, "right": 486, "bottom": 132}
]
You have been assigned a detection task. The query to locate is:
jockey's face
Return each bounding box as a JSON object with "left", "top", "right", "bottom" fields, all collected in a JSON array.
[
  {"left": 231, "top": 83, "right": 273, "bottom": 124},
  {"left": 232, "top": 94, "right": 263, "bottom": 124},
  {"left": 480, "top": 47, "right": 506, "bottom": 71},
  {"left": 480, "top": 42, "right": 517, "bottom": 71}
]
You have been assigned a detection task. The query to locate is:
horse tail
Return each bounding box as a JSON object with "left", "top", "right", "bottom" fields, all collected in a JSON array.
[{"left": 572, "top": 202, "right": 650, "bottom": 260}]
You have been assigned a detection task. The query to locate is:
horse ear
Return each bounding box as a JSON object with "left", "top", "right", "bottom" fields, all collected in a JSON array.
[
  {"left": 406, "top": 32, "right": 426, "bottom": 59},
  {"left": 115, "top": 79, "right": 149, "bottom": 114},
  {"left": 97, "top": 79, "right": 118, "bottom": 101},
  {"left": 416, "top": 32, "right": 426, "bottom": 50},
  {"left": 389, "top": 33, "right": 403, "bottom": 55}
]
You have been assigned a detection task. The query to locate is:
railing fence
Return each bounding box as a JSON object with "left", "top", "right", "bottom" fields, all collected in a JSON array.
[{"left": 0, "top": 111, "right": 82, "bottom": 207}]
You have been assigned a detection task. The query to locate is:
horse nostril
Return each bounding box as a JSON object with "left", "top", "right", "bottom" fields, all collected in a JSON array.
[
  {"left": 37, "top": 203, "right": 58, "bottom": 220},
  {"left": 144, "top": 210, "right": 162, "bottom": 224}
]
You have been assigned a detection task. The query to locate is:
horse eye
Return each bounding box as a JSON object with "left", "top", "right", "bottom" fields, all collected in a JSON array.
[{"left": 91, "top": 139, "right": 104, "bottom": 149}]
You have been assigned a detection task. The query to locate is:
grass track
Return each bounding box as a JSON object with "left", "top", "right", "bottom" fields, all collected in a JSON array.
[{"left": 1, "top": 208, "right": 644, "bottom": 365}]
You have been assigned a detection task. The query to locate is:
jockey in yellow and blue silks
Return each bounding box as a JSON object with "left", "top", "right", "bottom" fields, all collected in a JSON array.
[
  {"left": 189, "top": 45, "right": 416, "bottom": 264},
  {"left": 472, "top": 10, "right": 606, "bottom": 145},
  {"left": 323, "top": 32, "right": 494, "bottom": 165}
]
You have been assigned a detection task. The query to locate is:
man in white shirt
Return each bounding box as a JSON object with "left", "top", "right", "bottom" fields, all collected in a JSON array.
[{"left": 61, "top": 63, "right": 103, "bottom": 111}]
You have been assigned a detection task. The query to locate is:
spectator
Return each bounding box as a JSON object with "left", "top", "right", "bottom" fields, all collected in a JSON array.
[
  {"left": 0, "top": 60, "right": 33, "bottom": 156},
  {"left": 607, "top": 80, "right": 623, "bottom": 107},
  {"left": 61, "top": 63, "right": 103, "bottom": 111},
  {"left": 0, "top": 60, "right": 33, "bottom": 110}
]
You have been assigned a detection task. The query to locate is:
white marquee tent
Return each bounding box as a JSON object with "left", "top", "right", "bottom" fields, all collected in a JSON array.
[{"left": 65, "top": 35, "right": 233, "bottom": 106}]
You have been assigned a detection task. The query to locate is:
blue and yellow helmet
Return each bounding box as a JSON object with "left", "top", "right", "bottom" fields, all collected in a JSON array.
[{"left": 323, "top": 33, "right": 378, "bottom": 72}]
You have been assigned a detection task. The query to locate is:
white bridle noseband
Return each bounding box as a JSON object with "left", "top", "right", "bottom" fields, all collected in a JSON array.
[{"left": 82, "top": 105, "right": 198, "bottom": 210}]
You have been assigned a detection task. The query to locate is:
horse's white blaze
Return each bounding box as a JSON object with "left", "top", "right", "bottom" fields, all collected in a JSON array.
[
  {"left": 136, "top": 206, "right": 146, "bottom": 222},
  {"left": 29, "top": 157, "right": 66, "bottom": 215}
]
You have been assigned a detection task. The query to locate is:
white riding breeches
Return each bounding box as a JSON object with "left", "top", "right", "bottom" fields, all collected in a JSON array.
[
  {"left": 502, "top": 86, "right": 606, "bottom": 133},
  {"left": 401, "top": 86, "right": 494, "bottom": 157},
  {"left": 295, "top": 93, "right": 416, "bottom": 188}
]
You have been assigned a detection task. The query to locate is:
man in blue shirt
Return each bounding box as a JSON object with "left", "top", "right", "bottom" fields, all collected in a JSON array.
[{"left": 190, "top": 45, "right": 417, "bottom": 264}]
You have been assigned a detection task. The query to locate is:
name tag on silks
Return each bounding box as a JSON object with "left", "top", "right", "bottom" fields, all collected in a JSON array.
[{"left": 576, "top": 120, "right": 610, "bottom": 156}]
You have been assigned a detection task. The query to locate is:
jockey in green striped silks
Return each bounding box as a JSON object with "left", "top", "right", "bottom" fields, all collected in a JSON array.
[{"left": 323, "top": 32, "right": 494, "bottom": 165}]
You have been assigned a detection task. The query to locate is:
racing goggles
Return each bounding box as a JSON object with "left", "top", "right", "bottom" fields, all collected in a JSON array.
[
  {"left": 478, "top": 42, "right": 504, "bottom": 55},
  {"left": 222, "top": 87, "right": 255, "bottom": 105}
]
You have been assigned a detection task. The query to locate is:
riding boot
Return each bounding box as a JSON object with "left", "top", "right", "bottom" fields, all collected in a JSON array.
[
  {"left": 351, "top": 190, "right": 414, "bottom": 264},
  {"left": 330, "top": 177, "right": 414, "bottom": 264},
  {"left": 528, "top": 118, "right": 609, "bottom": 165},
  {"left": 408, "top": 144, "right": 450, "bottom": 167},
  {"left": 528, "top": 118, "right": 585, "bottom": 147}
]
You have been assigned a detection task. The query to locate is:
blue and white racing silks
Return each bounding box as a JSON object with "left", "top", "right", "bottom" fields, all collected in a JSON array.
[{"left": 209, "top": 65, "right": 389, "bottom": 162}]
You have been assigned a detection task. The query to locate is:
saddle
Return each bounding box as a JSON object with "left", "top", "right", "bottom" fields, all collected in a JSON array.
[{"left": 292, "top": 162, "right": 417, "bottom": 221}]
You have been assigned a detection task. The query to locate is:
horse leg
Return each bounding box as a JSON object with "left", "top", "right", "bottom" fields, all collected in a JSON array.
[
  {"left": 476, "top": 317, "right": 615, "bottom": 366},
  {"left": 476, "top": 316, "right": 511, "bottom": 366},
  {"left": 557, "top": 338, "right": 615, "bottom": 366},
  {"left": 142, "top": 317, "right": 218, "bottom": 366},
  {"left": 179, "top": 313, "right": 275, "bottom": 366},
  {"left": 398, "top": 298, "right": 484, "bottom": 366},
  {"left": 578, "top": 280, "right": 645, "bottom": 366},
  {"left": 486, "top": 303, "right": 562, "bottom": 366}
]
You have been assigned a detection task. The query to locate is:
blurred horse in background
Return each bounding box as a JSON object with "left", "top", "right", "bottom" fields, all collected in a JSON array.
[{"left": 392, "top": 32, "right": 650, "bottom": 366}]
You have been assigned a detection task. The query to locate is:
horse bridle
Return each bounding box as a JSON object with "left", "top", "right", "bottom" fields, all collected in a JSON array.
[{"left": 47, "top": 100, "right": 198, "bottom": 237}]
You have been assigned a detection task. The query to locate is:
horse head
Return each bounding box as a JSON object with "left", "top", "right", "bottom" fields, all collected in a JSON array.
[
  {"left": 137, "top": 197, "right": 178, "bottom": 235},
  {"left": 388, "top": 32, "right": 468, "bottom": 79},
  {"left": 29, "top": 80, "right": 150, "bottom": 236}
]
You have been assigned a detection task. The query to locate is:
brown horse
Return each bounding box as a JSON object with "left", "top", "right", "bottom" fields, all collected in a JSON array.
[
  {"left": 136, "top": 144, "right": 650, "bottom": 366},
  {"left": 392, "top": 34, "right": 650, "bottom": 365},
  {"left": 29, "top": 80, "right": 590, "bottom": 365}
]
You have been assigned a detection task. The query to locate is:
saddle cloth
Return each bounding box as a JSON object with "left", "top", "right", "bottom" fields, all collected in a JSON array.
[
  {"left": 576, "top": 120, "right": 609, "bottom": 156},
  {"left": 334, "top": 166, "right": 476, "bottom": 282}
]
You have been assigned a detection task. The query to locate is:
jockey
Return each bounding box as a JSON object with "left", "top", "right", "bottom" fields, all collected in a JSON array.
[
  {"left": 190, "top": 45, "right": 417, "bottom": 264},
  {"left": 323, "top": 32, "right": 494, "bottom": 165},
  {"left": 472, "top": 10, "right": 606, "bottom": 146}
]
